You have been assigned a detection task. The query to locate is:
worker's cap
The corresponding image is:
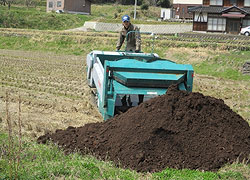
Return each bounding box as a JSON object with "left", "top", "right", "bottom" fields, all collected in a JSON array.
[{"left": 122, "top": 15, "right": 130, "bottom": 22}]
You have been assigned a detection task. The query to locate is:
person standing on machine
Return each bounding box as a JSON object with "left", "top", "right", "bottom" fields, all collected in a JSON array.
[
  {"left": 117, "top": 15, "right": 143, "bottom": 106},
  {"left": 116, "top": 15, "right": 141, "bottom": 53}
]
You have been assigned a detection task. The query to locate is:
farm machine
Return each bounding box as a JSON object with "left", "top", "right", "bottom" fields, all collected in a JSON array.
[{"left": 86, "top": 32, "right": 194, "bottom": 120}]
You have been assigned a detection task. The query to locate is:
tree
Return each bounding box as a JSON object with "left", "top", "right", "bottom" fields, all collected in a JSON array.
[
  {"left": 156, "top": 0, "right": 171, "bottom": 8},
  {"left": 141, "top": 3, "right": 149, "bottom": 10},
  {"left": 0, "top": 0, "right": 7, "bottom": 6}
]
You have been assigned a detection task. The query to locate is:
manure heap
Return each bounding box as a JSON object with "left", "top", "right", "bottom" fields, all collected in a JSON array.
[{"left": 38, "top": 85, "right": 250, "bottom": 172}]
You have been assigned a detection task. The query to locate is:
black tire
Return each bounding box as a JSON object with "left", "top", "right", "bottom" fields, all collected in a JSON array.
[{"left": 244, "top": 32, "right": 250, "bottom": 36}]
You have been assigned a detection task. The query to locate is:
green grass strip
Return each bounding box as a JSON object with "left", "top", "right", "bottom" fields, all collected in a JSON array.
[
  {"left": 0, "top": 6, "right": 92, "bottom": 30},
  {"left": 0, "top": 133, "right": 248, "bottom": 180}
]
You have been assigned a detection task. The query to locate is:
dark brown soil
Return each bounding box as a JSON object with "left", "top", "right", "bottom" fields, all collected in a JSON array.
[{"left": 37, "top": 85, "right": 250, "bottom": 172}]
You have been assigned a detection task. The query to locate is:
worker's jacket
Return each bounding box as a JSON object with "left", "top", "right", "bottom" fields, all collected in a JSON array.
[{"left": 116, "top": 23, "right": 141, "bottom": 52}]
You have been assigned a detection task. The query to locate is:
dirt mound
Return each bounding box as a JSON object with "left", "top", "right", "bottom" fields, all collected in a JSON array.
[{"left": 38, "top": 85, "right": 250, "bottom": 172}]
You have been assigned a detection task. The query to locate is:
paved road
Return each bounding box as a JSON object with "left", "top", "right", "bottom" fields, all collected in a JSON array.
[{"left": 67, "top": 21, "right": 193, "bottom": 34}]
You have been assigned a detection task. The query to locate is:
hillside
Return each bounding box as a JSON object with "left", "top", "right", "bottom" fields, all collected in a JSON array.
[
  {"left": 0, "top": 5, "right": 92, "bottom": 30},
  {"left": 0, "top": 4, "right": 166, "bottom": 30}
]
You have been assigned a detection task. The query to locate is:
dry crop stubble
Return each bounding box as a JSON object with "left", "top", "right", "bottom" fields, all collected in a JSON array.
[
  {"left": 164, "top": 47, "right": 220, "bottom": 64},
  {"left": 0, "top": 49, "right": 102, "bottom": 139}
]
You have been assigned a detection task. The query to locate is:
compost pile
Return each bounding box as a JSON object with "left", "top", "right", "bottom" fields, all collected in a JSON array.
[{"left": 38, "top": 85, "right": 250, "bottom": 172}]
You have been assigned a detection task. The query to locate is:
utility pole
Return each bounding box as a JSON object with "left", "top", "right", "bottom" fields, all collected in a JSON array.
[{"left": 134, "top": 0, "right": 137, "bottom": 19}]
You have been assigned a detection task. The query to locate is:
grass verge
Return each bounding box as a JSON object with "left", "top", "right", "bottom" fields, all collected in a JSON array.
[
  {"left": 0, "top": 4, "right": 184, "bottom": 31},
  {"left": 193, "top": 51, "right": 250, "bottom": 81},
  {"left": 0, "top": 6, "right": 92, "bottom": 30},
  {"left": 0, "top": 132, "right": 248, "bottom": 180}
]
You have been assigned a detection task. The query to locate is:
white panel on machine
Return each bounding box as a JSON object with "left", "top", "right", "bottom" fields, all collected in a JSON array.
[
  {"left": 92, "top": 57, "right": 104, "bottom": 102},
  {"left": 86, "top": 54, "right": 93, "bottom": 68},
  {"left": 86, "top": 54, "right": 93, "bottom": 80}
]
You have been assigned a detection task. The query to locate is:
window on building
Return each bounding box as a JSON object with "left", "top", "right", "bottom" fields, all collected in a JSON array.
[
  {"left": 49, "top": 1, "right": 53, "bottom": 8},
  {"left": 208, "top": 18, "right": 226, "bottom": 31},
  {"left": 194, "top": 12, "right": 208, "bottom": 22},
  {"left": 245, "top": 0, "right": 250, "bottom": 6},
  {"left": 57, "top": 1, "right": 61, "bottom": 7},
  {"left": 243, "top": 19, "right": 250, "bottom": 27},
  {"left": 210, "top": 0, "right": 223, "bottom": 6}
]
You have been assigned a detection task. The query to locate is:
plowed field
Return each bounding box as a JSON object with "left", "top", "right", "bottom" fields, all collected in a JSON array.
[{"left": 0, "top": 49, "right": 249, "bottom": 139}]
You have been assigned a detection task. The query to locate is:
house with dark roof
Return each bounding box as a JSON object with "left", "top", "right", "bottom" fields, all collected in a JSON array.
[
  {"left": 188, "top": 0, "right": 250, "bottom": 34},
  {"left": 47, "top": 0, "right": 91, "bottom": 15},
  {"left": 173, "top": 0, "right": 202, "bottom": 19}
]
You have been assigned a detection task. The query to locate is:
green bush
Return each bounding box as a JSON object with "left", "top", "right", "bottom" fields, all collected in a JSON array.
[
  {"left": 117, "top": 8, "right": 122, "bottom": 13},
  {"left": 157, "top": 0, "right": 171, "bottom": 8},
  {"left": 141, "top": 3, "right": 149, "bottom": 10},
  {"left": 130, "top": 10, "right": 140, "bottom": 18}
]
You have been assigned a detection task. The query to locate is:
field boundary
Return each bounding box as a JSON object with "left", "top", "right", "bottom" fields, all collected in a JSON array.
[
  {"left": 68, "top": 21, "right": 193, "bottom": 34},
  {"left": 178, "top": 32, "right": 250, "bottom": 41}
]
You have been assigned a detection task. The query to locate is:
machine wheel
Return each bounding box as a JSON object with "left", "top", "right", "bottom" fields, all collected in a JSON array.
[{"left": 244, "top": 32, "right": 250, "bottom": 36}]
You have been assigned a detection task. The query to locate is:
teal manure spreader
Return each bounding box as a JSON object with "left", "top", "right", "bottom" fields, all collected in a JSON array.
[{"left": 86, "top": 50, "right": 194, "bottom": 120}]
